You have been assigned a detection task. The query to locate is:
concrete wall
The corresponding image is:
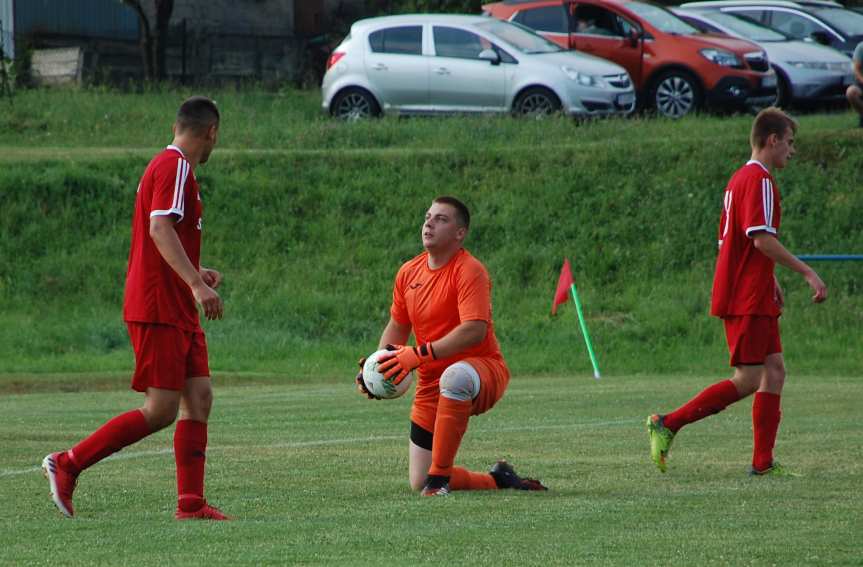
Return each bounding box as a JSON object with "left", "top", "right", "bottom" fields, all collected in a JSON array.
[{"left": 30, "top": 46, "right": 83, "bottom": 85}]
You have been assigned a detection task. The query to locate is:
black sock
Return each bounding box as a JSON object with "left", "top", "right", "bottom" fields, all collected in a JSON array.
[{"left": 424, "top": 474, "right": 450, "bottom": 489}]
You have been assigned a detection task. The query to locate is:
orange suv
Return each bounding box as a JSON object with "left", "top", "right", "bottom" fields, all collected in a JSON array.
[{"left": 483, "top": 0, "right": 777, "bottom": 117}]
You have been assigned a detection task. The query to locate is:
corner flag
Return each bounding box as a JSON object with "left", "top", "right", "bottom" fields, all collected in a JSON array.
[
  {"left": 552, "top": 258, "right": 574, "bottom": 315},
  {"left": 551, "top": 258, "right": 601, "bottom": 379}
]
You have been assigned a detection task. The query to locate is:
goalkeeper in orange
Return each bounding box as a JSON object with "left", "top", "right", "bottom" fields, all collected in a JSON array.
[{"left": 355, "top": 196, "right": 548, "bottom": 496}]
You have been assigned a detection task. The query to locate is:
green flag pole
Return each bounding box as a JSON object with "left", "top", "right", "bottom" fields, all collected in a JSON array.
[{"left": 569, "top": 283, "right": 601, "bottom": 379}]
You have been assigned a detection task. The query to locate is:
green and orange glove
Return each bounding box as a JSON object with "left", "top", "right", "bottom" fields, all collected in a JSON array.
[{"left": 376, "top": 343, "right": 436, "bottom": 385}]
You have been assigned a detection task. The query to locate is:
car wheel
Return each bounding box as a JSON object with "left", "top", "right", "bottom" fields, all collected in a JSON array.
[
  {"left": 331, "top": 88, "right": 381, "bottom": 121},
  {"left": 651, "top": 71, "right": 702, "bottom": 118},
  {"left": 513, "top": 87, "right": 562, "bottom": 118},
  {"left": 774, "top": 70, "right": 791, "bottom": 109},
  {"left": 749, "top": 69, "right": 789, "bottom": 114}
]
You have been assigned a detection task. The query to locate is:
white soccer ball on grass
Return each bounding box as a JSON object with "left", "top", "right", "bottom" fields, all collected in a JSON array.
[{"left": 362, "top": 349, "right": 415, "bottom": 399}]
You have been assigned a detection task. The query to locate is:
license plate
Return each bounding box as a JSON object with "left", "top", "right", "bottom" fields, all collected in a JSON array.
[
  {"left": 617, "top": 93, "right": 635, "bottom": 106},
  {"left": 762, "top": 75, "right": 777, "bottom": 88}
]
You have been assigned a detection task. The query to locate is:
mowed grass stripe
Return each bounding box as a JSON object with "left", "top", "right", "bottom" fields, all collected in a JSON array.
[
  {"left": 0, "top": 125, "right": 854, "bottom": 162},
  {"left": 0, "top": 137, "right": 730, "bottom": 162},
  {"left": 0, "top": 417, "right": 638, "bottom": 477}
]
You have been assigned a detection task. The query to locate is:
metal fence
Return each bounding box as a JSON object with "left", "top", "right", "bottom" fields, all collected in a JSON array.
[
  {"left": 164, "top": 23, "right": 314, "bottom": 85},
  {"left": 0, "top": 21, "right": 327, "bottom": 87}
]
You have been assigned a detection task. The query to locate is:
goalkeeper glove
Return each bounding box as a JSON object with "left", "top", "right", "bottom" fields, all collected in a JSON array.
[{"left": 377, "top": 343, "right": 436, "bottom": 385}]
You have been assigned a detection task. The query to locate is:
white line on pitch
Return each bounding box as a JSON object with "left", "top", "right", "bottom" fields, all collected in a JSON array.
[{"left": 0, "top": 418, "right": 635, "bottom": 478}]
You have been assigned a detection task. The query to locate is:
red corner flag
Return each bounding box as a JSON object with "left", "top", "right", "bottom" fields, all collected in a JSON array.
[{"left": 551, "top": 258, "right": 574, "bottom": 315}]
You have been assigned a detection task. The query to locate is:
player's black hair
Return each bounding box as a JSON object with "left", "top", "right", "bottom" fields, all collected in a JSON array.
[
  {"left": 176, "top": 96, "right": 220, "bottom": 136},
  {"left": 433, "top": 196, "right": 470, "bottom": 229}
]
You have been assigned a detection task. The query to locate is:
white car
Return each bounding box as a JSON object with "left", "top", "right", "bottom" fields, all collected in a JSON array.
[
  {"left": 321, "top": 14, "right": 636, "bottom": 119},
  {"left": 673, "top": 7, "right": 854, "bottom": 107},
  {"left": 680, "top": 0, "right": 863, "bottom": 57}
]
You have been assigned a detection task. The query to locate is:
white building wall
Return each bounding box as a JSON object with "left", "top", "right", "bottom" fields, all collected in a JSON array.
[{"left": 0, "top": 0, "right": 14, "bottom": 59}]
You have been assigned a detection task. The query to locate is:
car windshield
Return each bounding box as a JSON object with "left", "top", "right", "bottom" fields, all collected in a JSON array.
[
  {"left": 697, "top": 11, "right": 787, "bottom": 41},
  {"left": 812, "top": 7, "right": 863, "bottom": 36},
  {"left": 474, "top": 19, "right": 563, "bottom": 54},
  {"left": 627, "top": 2, "right": 698, "bottom": 34}
]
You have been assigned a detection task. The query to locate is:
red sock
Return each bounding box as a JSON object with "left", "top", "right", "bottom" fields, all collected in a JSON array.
[
  {"left": 752, "top": 392, "right": 781, "bottom": 471},
  {"left": 663, "top": 379, "right": 741, "bottom": 433},
  {"left": 59, "top": 409, "right": 151, "bottom": 473},
  {"left": 175, "top": 419, "right": 208, "bottom": 513},
  {"left": 427, "top": 397, "right": 472, "bottom": 478},
  {"left": 450, "top": 466, "right": 498, "bottom": 491}
]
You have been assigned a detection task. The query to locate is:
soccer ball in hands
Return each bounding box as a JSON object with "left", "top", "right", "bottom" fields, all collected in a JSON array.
[{"left": 362, "top": 349, "right": 415, "bottom": 399}]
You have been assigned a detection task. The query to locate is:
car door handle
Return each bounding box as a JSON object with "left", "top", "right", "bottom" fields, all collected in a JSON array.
[
  {"left": 435, "top": 67, "right": 451, "bottom": 75},
  {"left": 372, "top": 63, "right": 388, "bottom": 71}
]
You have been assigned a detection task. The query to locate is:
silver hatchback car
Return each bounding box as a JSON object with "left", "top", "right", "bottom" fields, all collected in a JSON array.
[{"left": 321, "top": 14, "right": 636, "bottom": 119}]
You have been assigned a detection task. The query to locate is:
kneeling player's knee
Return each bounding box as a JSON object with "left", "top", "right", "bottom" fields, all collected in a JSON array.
[{"left": 439, "top": 363, "right": 480, "bottom": 402}]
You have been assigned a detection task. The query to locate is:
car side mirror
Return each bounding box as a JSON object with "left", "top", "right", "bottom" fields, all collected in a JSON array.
[
  {"left": 809, "top": 30, "right": 831, "bottom": 45},
  {"left": 479, "top": 49, "right": 501, "bottom": 65}
]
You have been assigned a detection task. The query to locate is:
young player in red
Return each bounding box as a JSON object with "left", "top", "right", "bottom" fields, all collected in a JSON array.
[
  {"left": 356, "top": 196, "right": 547, "bottom": 496},
  {"left": 647, "top": 108, "right": 827, "bottom": 476},
  {"left": 42, "top": 96, "right": 229, "bottom": 520}
]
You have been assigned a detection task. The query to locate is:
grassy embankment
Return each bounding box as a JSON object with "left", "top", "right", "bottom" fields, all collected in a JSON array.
[{"left": 1, "top": 89, "right": 860, "bottom": 388}]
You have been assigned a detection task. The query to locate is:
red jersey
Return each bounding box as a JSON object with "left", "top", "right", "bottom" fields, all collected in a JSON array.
[
  {"left": 123, "top": 145, "right": 203, "bottom": 331},
  {"left": 390, "top": 248, "right": 505, "bottom": 377},
  {"left": 711, "top": 160, "right": 781, "bottom": 318}
]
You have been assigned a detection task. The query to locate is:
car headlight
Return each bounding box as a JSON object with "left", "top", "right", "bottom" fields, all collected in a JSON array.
[
  {"left": 700, "top": 48, "right": 741, "bottom": 67},
  {"left": 562, "top": 66, "right": 598, "bottom": 87}
]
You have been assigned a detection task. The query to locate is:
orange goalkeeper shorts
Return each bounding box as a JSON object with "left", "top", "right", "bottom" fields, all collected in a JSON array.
[{"left": 410, "top": 355, "right": 510, "bottom": 433}]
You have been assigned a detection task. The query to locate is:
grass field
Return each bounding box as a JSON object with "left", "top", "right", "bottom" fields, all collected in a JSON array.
[{"left": 1, "top": 374, "right": 860, "bottom": 566}]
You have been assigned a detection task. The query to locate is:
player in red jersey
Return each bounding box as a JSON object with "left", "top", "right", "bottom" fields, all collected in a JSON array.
[
  {"left": 647, "top": 107, "right": 827, "bottom": 476},
  {"left": 356, "top": 196, "right": 547, "bottom": 496},
  {"left": 42, "top": 96, "right": 229, "bottom": 520}
]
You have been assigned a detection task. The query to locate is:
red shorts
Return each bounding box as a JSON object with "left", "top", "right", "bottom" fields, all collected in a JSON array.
[
  {"left": 127, "top": 322, "right": 210, "bottom": 392},
  {"left": 723, "top": 316, "right": 782, "bottom": 367},
  {"left": 411, "top": 356, "right": 510, "bottom": 433}
]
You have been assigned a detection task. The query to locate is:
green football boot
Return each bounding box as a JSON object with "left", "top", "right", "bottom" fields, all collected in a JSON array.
[
  {"left": 646, "top": 414, "right": 676, "bottom": 473},
  {"left": 748, "top": 462, "right": 801, "bottom": 478}
]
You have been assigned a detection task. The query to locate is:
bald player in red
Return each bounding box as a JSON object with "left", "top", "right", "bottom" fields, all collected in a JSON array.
[
  {"left": 42, "top": 96, "right": 229, "bottom": 520},
  {"left": 356, "top": 196, "right": 548, "bottom": 496},
  {"left": 647, "top": 108, "right": 828, "bottom": 477}
]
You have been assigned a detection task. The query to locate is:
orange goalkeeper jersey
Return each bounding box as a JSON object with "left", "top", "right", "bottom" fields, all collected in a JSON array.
[{"left": 390, "top": 248, "right": 504, "bottom": 377}]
